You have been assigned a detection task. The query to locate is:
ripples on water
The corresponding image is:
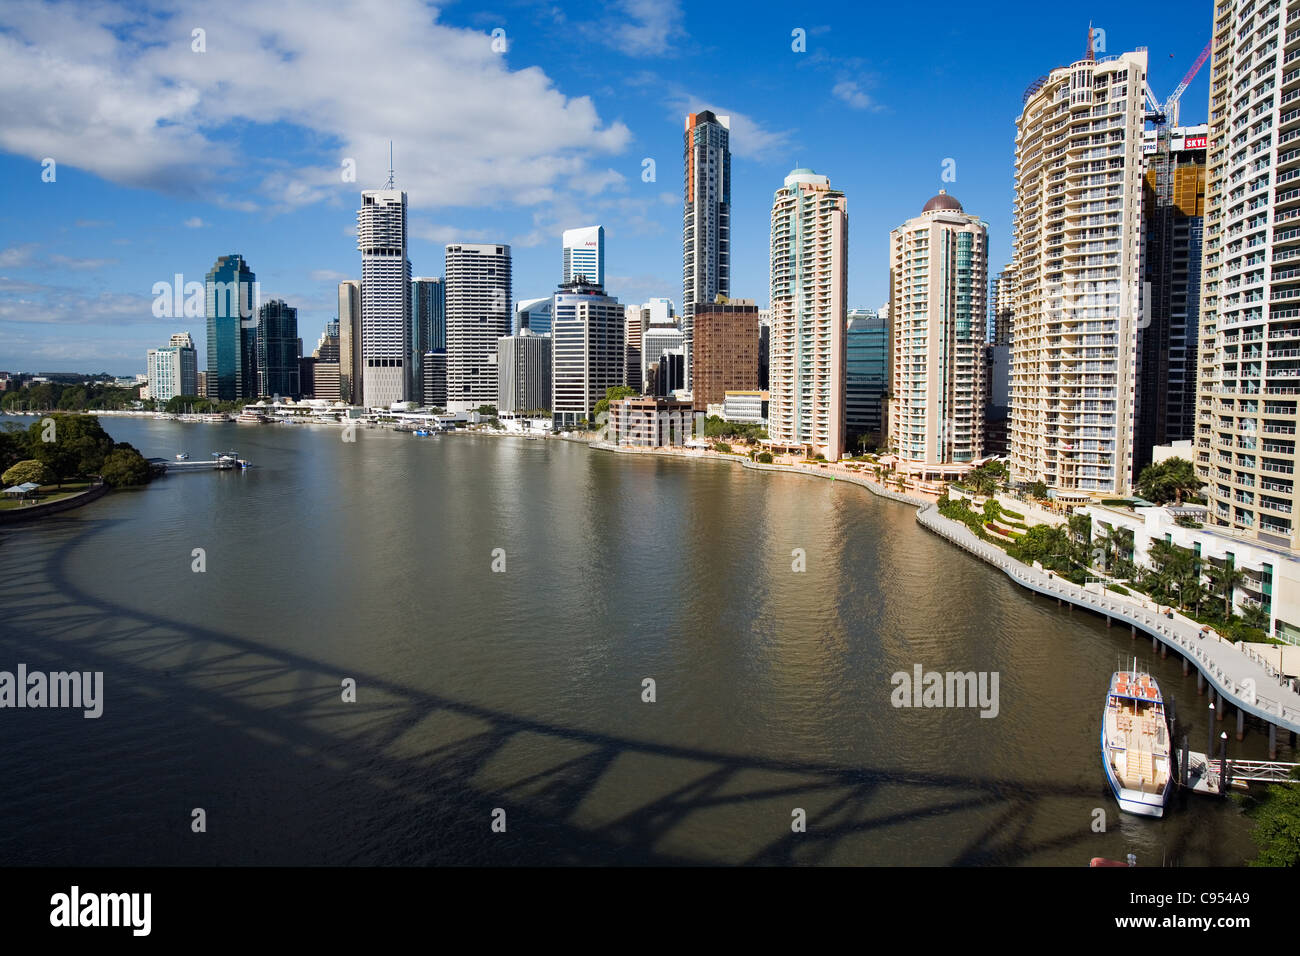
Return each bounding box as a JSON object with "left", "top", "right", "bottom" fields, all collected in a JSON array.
[{"left": 0, "top": 419, "right": 1273, "bottom": 865}]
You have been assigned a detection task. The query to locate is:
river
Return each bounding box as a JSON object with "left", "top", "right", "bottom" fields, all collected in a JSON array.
[{"left": 0, "top": 416, "right": 1274, "bottom": 865}]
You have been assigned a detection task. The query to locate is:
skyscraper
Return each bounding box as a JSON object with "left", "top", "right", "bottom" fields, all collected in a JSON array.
[
  {"left": 338, "top": 280, "right": 362, "bottom": 405},
  {"left": 691, "top": 299, "right": 760, "bottom": 412},
  {"left": 1011, "top": 45, "right": 1148, "bottom": 496},
  {"left": 989, "top": 264, "right": 1016, "bottom": 346},
  {"left": 551, "top": 277, "right": 624, "bottom": 429},
  {"left": 845, "top": 310, "right": 888, "bottom": 450},
  {"left": 562, "top": 225, "right": 605, "bottom": 286},
  {"left": 624, "top": 304, "right": 644, "bottom": 391},
  {"left": 641, "top": 322, "right": 685, "bottom": 393},
  {"left": 1138, "top": 124, "right": 1206, "bottom": 471},
  {"left": 256, "top": 299, "right": 301, "bottom": 399},
  {"left": 205, "top": 253, "right": 257, "bottom": 402},
  {"left": 768, "top": 168, "right": 847, "bottom": 460},
  {"left": 515, "top": 297, "right": 552, "bottom": 337},
  {"left": 888, "top": 192, "right": 989, "bottom": 471},
  {"left": 357, "top": 189, "right": 411, "bottom": 408},
  {"left": 497, "top": 329, "right": 552, "bottom": 414},
  {"left": 412, "top": 277, "right": 446, "bottom": 403},
  {"left": 1196, "top": 4, "right": 1300, "bottom": 551},
  {"left": 446, "top": 244, "right": 512, "bottom": 413},
  {"left": 683, "top": 110, "right": 731, "bottom": 387}
]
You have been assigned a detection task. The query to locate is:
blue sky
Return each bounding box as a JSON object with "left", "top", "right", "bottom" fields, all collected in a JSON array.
[{"left": 0, "top": 0, "right": 1214, "bottom": 375}]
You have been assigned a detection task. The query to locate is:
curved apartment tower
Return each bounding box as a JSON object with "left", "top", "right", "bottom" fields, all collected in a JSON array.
[
  {"left": 1195, "top": 1, "right": 1300, "bottom": 550},
  {"left": 888, "top": 192, "right": 988, "bottom": 474},
  {"left": 1010, "top": 47, "right": 1149, "bottom": 496},
  {"left": 768, "top": 168, "right": 847, "bottom": 460}
]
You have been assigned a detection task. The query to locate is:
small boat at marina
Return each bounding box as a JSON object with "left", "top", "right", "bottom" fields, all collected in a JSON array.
[
  {"left": 1101, "top": 663, "right": 1173, "bottom": 818},
  {"left": 175, "top": 452, "right": 190, "bottom": 461}
]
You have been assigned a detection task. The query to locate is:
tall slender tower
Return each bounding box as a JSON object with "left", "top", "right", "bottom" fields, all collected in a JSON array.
[
  {"left": 337, "top": 280, "right": 362, "bottom": 405},
  {"left": 1011, "top": 44, "right": 1148, "bottom": 495},
  {"left": 683, "top": 110, "right": 731, "bottom": 388},
  {"left": 357, "top": 188, "right": 411, "bottom": 408},
  {"left": 889, "top": 191, "right": 988, "bottom": 471},
  {"left": 445, "top": 243, "right": 512, "bottom": 413},
  {"left": 1196, "top": 2, "right": 1300, "bottom": 553},
  {"left": 768, "top": 168, "right": 847, "bottom": 460}
]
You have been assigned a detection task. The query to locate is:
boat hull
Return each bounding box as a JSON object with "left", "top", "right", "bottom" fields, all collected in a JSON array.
[{"left": 1100, "top": 717, "right": 1171, "bottom": 818}]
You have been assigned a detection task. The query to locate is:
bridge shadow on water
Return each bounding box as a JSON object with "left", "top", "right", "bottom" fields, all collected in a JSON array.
[{"left": 0, "top": 516, "right": 1161, "bottom": 866}]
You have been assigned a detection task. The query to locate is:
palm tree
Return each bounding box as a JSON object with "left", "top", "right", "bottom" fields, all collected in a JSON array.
[{"left": 1209, "top": 561, "right": 1248, "bottom": 620}]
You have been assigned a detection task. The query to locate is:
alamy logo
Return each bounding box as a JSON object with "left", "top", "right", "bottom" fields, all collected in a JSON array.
[
  {"left": 50, "top": 886, "right": 150, "bottom": 936},
  {"left": 0, "top": 664, "right": 103, "bottom": 718},
  {"left": 890, "top": 664, "right": 999, "bottom": 718}
]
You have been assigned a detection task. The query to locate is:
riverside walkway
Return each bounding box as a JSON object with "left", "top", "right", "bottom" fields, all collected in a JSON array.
[{"left": 916, "top": 503, "right": 1300, "bottom": 744}]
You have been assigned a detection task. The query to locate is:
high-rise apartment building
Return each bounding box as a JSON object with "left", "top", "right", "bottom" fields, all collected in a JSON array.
[
  {"left": 446, "top": 243, "right": 512, "bottom": 413},
  {"left": 683, "top": 111, "right": 731, "bottom": 387},
  {"left": 205, "top": 253, "right": 257, "bottom": 401},
  {"left": 497, "top": 329, "right": 552, "bottom": 414},
  {"left": 1137, "top": 125, "right": 1207, "bottom": 471},
  {"left": 691, "top": 300, "right": 760, "bottom": 411},
  {"left": 357, "top": 189, "right": 411, "bottom": 408},
  {"left": 412, "top": 277, "right": 446, "bottom": 403},
  {"left": 338, "top": 279, "right": 361, "bottom": 405},
  {"left": 551, "top": 277, "right": 624, "bottom": 429},
  {"left": 147, "top": 332, "right": 198, "bottom": 403},
  {"left": 1196, "top": 3, "right": 1300, "bottom": 550},
  {"left": 1011, "top": 46, "right": 1149, "bottom": 496},
  {"left": 990, "top": 264, "right": 1016, "bottom": 346},
  {"left": 562, "top": 225, "right": 605, "bottom": 286},
  {"left": 888, "top": 192, "right": 989, "bottom": 470},
  {"left": 845, "top": 310, "right": 888, "bottom": 449},
  {"left": 768, "top": 168, "right": 847, "bottom": 460}
]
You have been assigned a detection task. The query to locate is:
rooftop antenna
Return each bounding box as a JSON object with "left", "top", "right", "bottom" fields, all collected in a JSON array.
[{"left": 385, "top": 141, "right": 395, "bottom": 189}]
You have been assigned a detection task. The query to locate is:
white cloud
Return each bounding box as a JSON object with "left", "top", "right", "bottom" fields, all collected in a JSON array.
[
  {"left": 183, "top": 217, "right": 206, "bottom": 228},
  {"left": 309, "top": 269, "right": 350, "bottom": 282},
  {"left": 0, "top": 0, "right": 631, "bottom": 212},
  {"left": 832, "top": 80, "right": 879, "bottom": 111},
  {"left": 667, "top": 93, "right": 794, "bottom": 161},
  {"left": 588, "top": 0, "right": 686, "bottom": 56},
  {"left": 0, "top": 276, "right": 151, "bottom": 326}
]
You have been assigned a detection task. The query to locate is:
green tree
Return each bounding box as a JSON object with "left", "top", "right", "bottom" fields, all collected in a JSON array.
[
  {"left": 1245, "top": 768, "right": 1300, "bottom": 866},
  {"left": 982, "top": 498, "right": 1002, "bottom": 523},
  {"left": 2, "top": 459, "right": 49, "bottom": 487},
  {"left": 1208, "top": 561, "right": 1248, "bottom": 620},
  {"left": 592, "top": 386, "right": 637, "bottom": 418},
  {"left": 99, "top": 444, "right": 152, "bottom": 488},
  {"left": 755, "top": 451, "right": 773, "bottom": 464},
  {"left": 1027, "top": 480, "right": 1048, "bottom": 499},
  {"left": 1136, "top": 456, "right": 1202, "bottom": 505}
]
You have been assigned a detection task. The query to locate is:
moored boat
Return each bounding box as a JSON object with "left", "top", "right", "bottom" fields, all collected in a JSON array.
[{"left": 1101, "top": 664, "right": 1173, "bottom": 818}]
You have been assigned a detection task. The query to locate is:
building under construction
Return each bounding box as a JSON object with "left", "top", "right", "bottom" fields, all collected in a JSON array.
[{"left": 1137, "top": 123, "right": 1207, "bottom": 473}]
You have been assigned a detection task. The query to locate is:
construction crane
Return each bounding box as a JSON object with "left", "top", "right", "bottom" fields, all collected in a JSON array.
[{"left": 1144, "top": 40, "right": 1212, "bottom": 128}]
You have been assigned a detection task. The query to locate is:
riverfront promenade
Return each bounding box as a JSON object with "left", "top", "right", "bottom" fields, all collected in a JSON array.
[
  {"left": 916, "top": 502, "right": 1300, "bottom": 742},
  {"left": 590, "top": 439, "right": 1300, "bottom": 745}
]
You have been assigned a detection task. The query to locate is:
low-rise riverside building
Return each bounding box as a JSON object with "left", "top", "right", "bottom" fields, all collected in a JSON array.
[
  {"left": 1081, "top": 502, "right": 1300, "bottom": 645},
  {"left": 608, "top": 397, "right": 695, "bottom": 448}
]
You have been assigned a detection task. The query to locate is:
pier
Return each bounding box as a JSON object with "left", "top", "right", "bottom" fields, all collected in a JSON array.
[{"left": 916, "top": 503, "right": 1300, "bottom": 746}]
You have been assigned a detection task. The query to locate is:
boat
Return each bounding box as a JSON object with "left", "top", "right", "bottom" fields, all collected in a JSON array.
[
  {"left": 235, "top": 409, "right": 268, "bottom": 425},
  {"left": 1101, "top": 663, "right": 1173, "bottom": 817},
  {"left": 175, "top": 452, "right": 189, "bottom": 461}
]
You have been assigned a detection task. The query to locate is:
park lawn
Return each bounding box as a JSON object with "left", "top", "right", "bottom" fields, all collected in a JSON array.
[{"left": 0, "top": 479, "right": 95, "bottom": 510}]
